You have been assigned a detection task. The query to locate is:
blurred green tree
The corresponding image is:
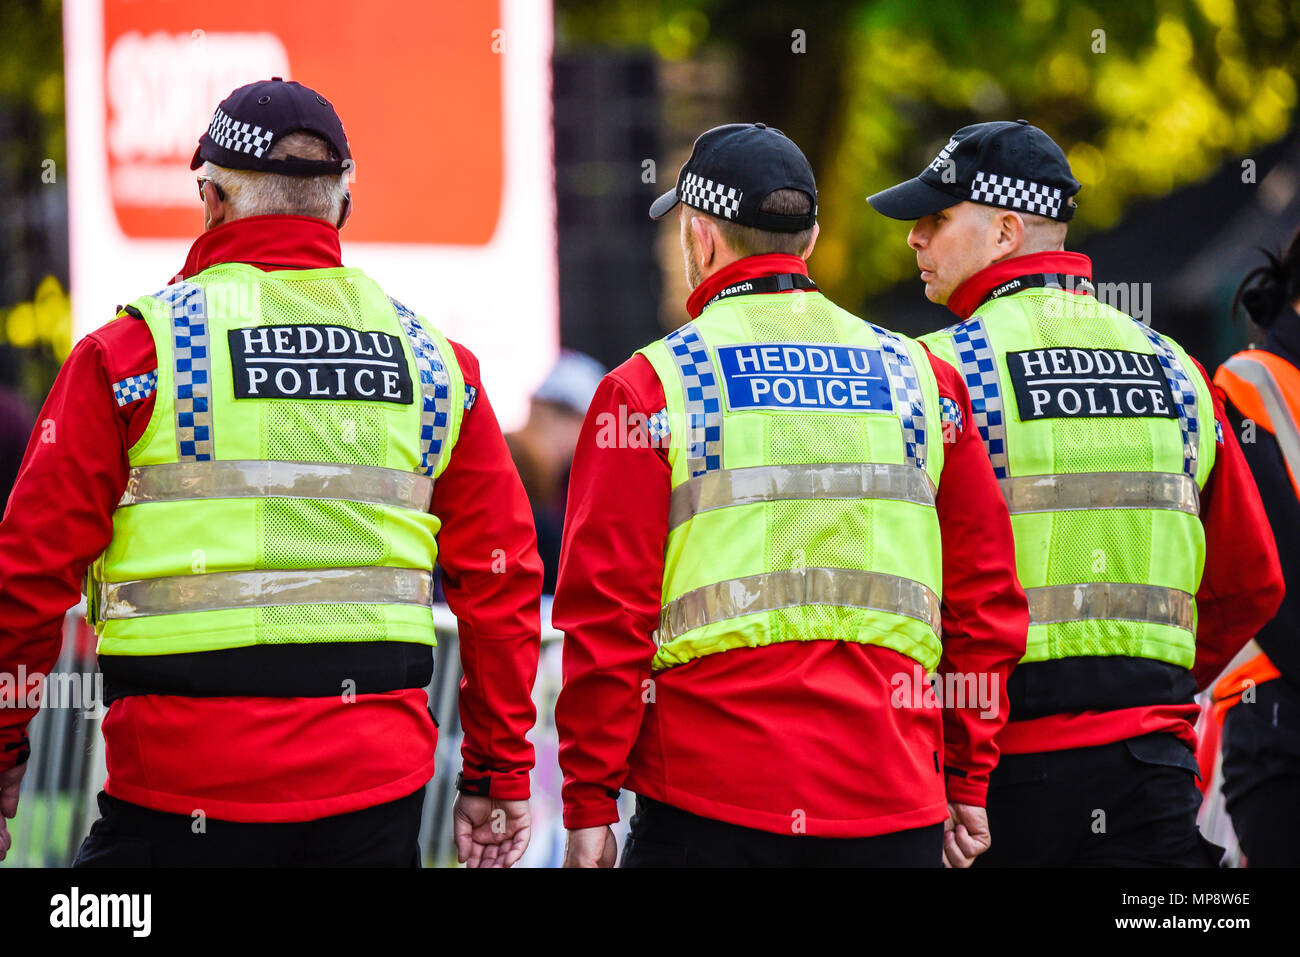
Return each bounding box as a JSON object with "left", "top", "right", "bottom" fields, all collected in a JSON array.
[
  {"left": 0, "top": 0, "right": 65, "bottom": 181},
  {"left": 558, "top": 0, "right": 1300, "bottom": 307}
]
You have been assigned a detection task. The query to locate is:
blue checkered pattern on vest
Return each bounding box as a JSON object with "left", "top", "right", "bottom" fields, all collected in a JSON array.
[
  {"left": 866, "top": 323, "right": 928, "bottom": 471},
  {"left": 664, "top": 323, "right": 723, "bottom": 477},
  {"left": 948, "top": 318, "right": 1009, "bottom": 479},
  {"left": 112, "top": 370, "right": 158, "bottom": 407},
  {"left": 391, "top": 298, "right": 452, "bottom": 477},
  {"left": 153, "top": 282, "right": 214, "bottom": 462},
  {"left": 1134, "top": 319, "right": 1200, "bottom": 478}
]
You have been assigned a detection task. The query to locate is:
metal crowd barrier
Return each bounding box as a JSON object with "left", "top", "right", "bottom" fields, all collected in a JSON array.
[{"left": 4, "top": 603, "right": 568, "bottom": 868}]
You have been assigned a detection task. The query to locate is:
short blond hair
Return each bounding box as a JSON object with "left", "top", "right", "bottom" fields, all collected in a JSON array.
[{"left": 707, "top": 189, "right": 816, "bottom": 257}]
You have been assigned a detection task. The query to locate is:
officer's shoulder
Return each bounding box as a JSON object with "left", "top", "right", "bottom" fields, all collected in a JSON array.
[{"left": 82, "top": 301, "right": 157, "bottom": 370}]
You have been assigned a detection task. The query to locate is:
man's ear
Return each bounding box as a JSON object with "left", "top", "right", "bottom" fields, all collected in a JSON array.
[
  {"left": 994, "top": 210, "right": 1025, "bottom": 259},
  {"left": 336, "top": 192, "right": 352, "bottom": 230},
  {"left": 689, "top": 215, "right": 717, "bottom": 268},
  {"left": 202, "top": 180, "right": 227, "bottom": 230},
  {"left": 802, "top": 222, "right": 820, "bottom": 260}
]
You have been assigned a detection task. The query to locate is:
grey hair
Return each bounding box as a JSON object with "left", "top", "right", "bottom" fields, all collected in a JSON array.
[{"left": 201, "top": 131, "right": 350, "bottom": 224}]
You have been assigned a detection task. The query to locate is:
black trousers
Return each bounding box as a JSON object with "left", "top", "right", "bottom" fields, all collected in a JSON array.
[
  {"left": 978, "top": 732, "right": 1222, "bottom": 867},
  {"left": 1221, "top": 677, "right": 1300, "bottom": 867},
  {"left": 72, "top": 787, "right": 425, "bottom": 867},
  {"left": 620, "top": 796, "right": 943, "bottom": 867}
]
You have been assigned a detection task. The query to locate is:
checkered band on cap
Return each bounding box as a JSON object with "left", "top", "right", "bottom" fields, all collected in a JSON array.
[
  {"left": 391, "top": 298, "right": 452, "bottom": 477},
  {"left": 866, "top": 323, "right": 927, "bottom": 472},
  {"left": 949, "top": 319, "right": 1010, "bottom": 479},
  {"left": 207, "top": 106, "right": 275, "bottom": 159},
  {"left": 970, "top": 170, "right": 1063, "bottom": 218},
  {"left": 153, "top": 282, "right": 215, "bottom": 462},
  {"left": 113, "top": 370, "right": 158, "bottom": 408},
  {"left": 1134, "top": 319, "right": 1200, "bottom": 478},
  {"left": 664, "top": 324, "right": 723, "bottom": 477},
  {"left": 678, "top": 172, "right": 743, "bottom": 221}
]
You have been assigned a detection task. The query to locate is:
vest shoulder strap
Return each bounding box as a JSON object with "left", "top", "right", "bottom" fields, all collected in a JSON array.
[
  {"left": 389, "top": 296, "right": 460, "bottom": 478},
  {"left": 946, "top": 316, "right": 1009, "bottom": 478}
]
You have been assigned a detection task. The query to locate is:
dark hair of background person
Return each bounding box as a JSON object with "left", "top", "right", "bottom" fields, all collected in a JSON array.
[
  {"left": 1234, "top": 225, "right": 1300, "bottom": 329},
  {"left": 708, "top": 188, "right": 815, "bottom": 258}
]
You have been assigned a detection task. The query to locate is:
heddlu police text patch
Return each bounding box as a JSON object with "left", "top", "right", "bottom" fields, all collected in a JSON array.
[
  {"left": 718, "top": 343, "right": 893, "bottom": 412},
  {"left": 229, "top": 324, "right": 413, "bottom": 404},
  {"left": 1007, "top": 347, "right": 1176, "bottom": 420}
]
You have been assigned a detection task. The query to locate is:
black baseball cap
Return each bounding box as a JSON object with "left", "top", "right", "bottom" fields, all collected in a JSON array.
[
  {"left": 867, "top": 119, "right": 1079, "bottom": 222},
  {"left": 191, "top": 77, "right": 353, "bottom": 177},
  {"left": 649, "top": 123, "right": 817, "bottom": 232}
]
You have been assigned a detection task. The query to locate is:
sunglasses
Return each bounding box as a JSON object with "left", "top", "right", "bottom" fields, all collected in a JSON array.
[{"left": 196, "top": 177, "right": 227, "bottom": 202}]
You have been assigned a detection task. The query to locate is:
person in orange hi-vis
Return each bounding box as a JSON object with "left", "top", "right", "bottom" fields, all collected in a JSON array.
[{"left": 1212, "top": 228, "right": 1300, "bottom": 867}]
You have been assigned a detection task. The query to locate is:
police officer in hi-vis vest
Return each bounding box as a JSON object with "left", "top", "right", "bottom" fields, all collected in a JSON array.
[
  {"left": 0, "top": 79, "right": 544, "bottom": 867},
  {"left": 1210, "top": 232, "right": 1300, "bottom": 867},
  {"left": 555, "top": 123, "right": 1030, "bottom": 868},
  {"left": 868, "top": 120, "right": 1284, "bottom": 866}
]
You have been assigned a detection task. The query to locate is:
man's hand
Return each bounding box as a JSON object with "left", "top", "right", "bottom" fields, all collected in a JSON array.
[
  {"left": 563, "top": 825, "right": 618, "bottom": 868},
  {"left": 942, "top": 802, "right": 990, "bottom": 868},
  {"left": 452, "top": 794, "right": 531, "bottom": 868},
  {"left": 0, "top": 763, "right": 27, "bottom": 863}
]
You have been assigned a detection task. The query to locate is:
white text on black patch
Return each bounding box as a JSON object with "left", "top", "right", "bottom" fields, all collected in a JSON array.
[
  {"left": 1007, "top": 347, "right": 1177, "bottom": 421},
  {"left": 228, "top": 324, "right": 413, "bottom": 404}
]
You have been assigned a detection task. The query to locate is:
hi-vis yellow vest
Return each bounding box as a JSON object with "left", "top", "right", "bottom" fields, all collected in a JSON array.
[
  {"left": 86, "top": 261, "right": 464, "bottom": 657},
  {"left": 923, "top": 284, "right": 1215, "bottom": 670},
  {"left": 638, "top": 287, "right": 945, "bottom": 673}
]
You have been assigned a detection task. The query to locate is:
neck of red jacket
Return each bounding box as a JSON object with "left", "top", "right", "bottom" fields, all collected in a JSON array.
[
  {"left": 175, "top": 214, "right": 343, "bottom": 280},
  {"left": 685, "top": 253, "right": 811, "bottom": 319},
  {"left": 946, "top": 250, "right": 1093, "bottom": 320}
]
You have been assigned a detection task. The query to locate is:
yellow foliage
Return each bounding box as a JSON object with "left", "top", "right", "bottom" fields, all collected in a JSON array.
[{"left": 1, "top": 276, "right": 72, "bottom": 359}]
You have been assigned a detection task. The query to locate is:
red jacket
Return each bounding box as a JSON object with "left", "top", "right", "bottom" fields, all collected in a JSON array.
[
  {"left": 0, "top": 215, "right": 543, "bottom": 822},
  {"left": 554, "top": 254, "right": 1028, "bottom": 838},
  {"left": 945, "top": 252, "right": 1284, "bottom": 756}
]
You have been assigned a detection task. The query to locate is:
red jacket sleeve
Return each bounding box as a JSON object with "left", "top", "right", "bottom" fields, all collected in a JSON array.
[
  {"left": 433, "top": 342, "right": 544, "bottom": 800},
  {"left": 553, "top": 356, "right": 668, "bottom": 829},
  {"left": 923, "top": 348, "right": 1029, "bottom": 807},
  {"left": 1189, "top": 358, "right": 1284, "bottom": 688},
  {"left": 0, "top": 320, "right": 152, "bottom": 769}
]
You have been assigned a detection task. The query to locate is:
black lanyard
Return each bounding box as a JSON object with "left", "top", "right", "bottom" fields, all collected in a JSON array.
[
  {"left": 979, "top": 272, "right": 1095, "bottom": 309},
  {"left": 704, "top": 272, "right": 818, "bottom": 309}
]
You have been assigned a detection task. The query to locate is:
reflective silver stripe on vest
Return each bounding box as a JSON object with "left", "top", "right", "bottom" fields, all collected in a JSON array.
[
  {"left": 118, "top": 460, "right": 435, "bottom": 511},
  {"left": 154, "top": 282, "right": 215, "bottom": 463},
  {"left": 1135, "top": 320, "right": 1201, "bottom": 478},
  {"left": 656, "top": 568, "right": 941, "bottom": 647},
  {"left": 999, "top": 471, "right": 1199, "bottom": 516},
  {"left": 1027, "top": 583, "right": 1194, "bottom": 631},
  {"left": 866, "top": 323, "right": 929, "bottom": 471},
  {"left": 391, "top": 298, "right": 453, "bottom": 477},
  {"left": 97, "top": 567, "right": 434, "bottom": 620},
  {"left": 664, "top": 323, "right": 724, "bottom": 477},
  {"left": 669, "top": 462, "right": 935, "bottom": 531},
  {"left": 1223, "top": 355, "right": 1300, "bottom": 483}
]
